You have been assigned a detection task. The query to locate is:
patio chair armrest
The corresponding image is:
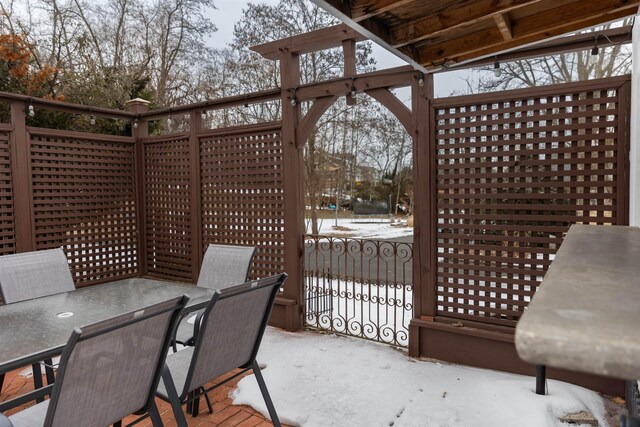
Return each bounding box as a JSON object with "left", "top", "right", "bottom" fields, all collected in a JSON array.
[
  {"left": 0, "top": 414, "right": 13, "bottom": 427},
  {"left": 170, "top": 311, "right": 191, "bottom": 346},
  {"left": 192, "top": 311, "right": 205, "bottom": 343}
]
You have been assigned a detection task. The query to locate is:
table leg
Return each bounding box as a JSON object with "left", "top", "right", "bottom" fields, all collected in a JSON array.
[
  {"left": 31, "top": 363, "right": 44, "bottom": 403},
  {"left": 44, "top": 358, "right": 55, "bottom": 386},
  {"left": 536, "top": 365, "right": 546, "bottom": 395}
]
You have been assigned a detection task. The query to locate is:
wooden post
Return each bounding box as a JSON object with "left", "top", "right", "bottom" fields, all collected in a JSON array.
[
  {"left": 9, "top": 101, "right": 35, "bottom": 252},
  {"left": 126, "top": 98, "right": 150, "bottom": 276},
  {"left": 279, "top": 49, "right": 305, "bottom": 331},
  {"left": 189, "top": 110, "right": 203, "bottom": 281},
  {"left": 342, "top": 39, "right": 357, "bottom": 106},
  {"left": 409, "top": 72, "right": 434, "bottom": 357},
  {"left": 630, "top": 10, "right": 640, "bottom": 226},
  {"left": 617, "top": 79, "right": 631, "bottom": 226}
]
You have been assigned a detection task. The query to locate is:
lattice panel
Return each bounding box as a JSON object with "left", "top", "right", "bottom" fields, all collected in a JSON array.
[
  {"left": 434, "top": 79, "right": 628, "bottom": 328},
  {"left": 144, "top": 137, "right": 193, "bottom": 281},
  {"left": 30, "top": 133, "right": 138, "bottom": 286},
  {"left": 200, "top": 126, "right": 284, "bottom": 279},
  {"left": 0, "top": 131, "right": 15, "bottom": 255}
]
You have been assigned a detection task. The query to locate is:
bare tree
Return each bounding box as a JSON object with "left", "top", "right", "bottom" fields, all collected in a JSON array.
[
  {"left": 0, "top": 0, "right": 218, "bottom": 108},
  {"left": 469, "top": 21, "right": 632, "bottom": 93},
  {"left": 225, "top": 0, "right": 376, "bottom": 234}
]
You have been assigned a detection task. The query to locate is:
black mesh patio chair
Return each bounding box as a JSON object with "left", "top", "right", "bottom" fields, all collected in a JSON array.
[
  {"left": 173, "top": 244, "right": 256, "bottom": 347},
  {"left": 157, "top": 273, "right": 287, "bottom": 427},
  {"left": 0, "top": 295, "right": 189, "bottom": 427},
  {"left": 0, "top": 248, "right": 76, "bottom": 400}
]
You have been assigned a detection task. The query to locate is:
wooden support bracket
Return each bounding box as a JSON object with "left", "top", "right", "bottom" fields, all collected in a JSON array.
[
  {"left": 365, "top": 88, "right": 412, "bottom": 134},
  {"left": 296, "top": 95, "right": 339, "bottom": 146}
]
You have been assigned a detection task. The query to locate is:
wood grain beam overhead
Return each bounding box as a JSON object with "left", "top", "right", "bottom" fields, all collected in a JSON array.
[
  {"left": 251, "top": 23, "right": 366, "bottom": 60},
  {"left": 311, "top": 0, "right": 640, "bottom": 70}
]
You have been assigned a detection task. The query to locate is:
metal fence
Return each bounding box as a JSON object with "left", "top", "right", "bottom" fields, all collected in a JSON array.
[{"left": 304, "top": 235, "right": 413, "bottom": 347}]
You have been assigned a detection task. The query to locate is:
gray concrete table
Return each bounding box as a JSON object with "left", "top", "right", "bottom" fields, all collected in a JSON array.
[
  {"left": 0, "top": 277, "right": 214, "bottom": 378},
  {"left": 515, "top": 224, "right": 640, "bottom": 380}
]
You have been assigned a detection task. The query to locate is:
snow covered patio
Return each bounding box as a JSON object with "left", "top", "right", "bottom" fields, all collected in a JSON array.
[
  {"left": 233, "top": 327, "right": 624, "bottom": 427},
  {"left": 1, "top": 326, "right": 623, "bottom": 427}
]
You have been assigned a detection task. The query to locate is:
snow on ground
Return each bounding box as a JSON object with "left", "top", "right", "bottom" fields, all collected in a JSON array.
[
  {"left": 307, "top": 217, "right": 413, "bottom": 240},
  {"left": 233, "top": 327, "right": 607, "bottom": 427}
]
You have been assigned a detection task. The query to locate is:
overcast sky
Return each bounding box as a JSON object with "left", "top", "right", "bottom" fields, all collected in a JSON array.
[{"left": 206, "top": 0, "right": 473, "bottom": 98}]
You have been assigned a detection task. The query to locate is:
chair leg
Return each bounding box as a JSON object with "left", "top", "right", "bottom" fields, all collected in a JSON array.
[
  {"left": 192, "top": 387, "right": 212, "bottom": 417},
  {"left": 149, "top": 401, "right": 163, "bottom": 427},
  {"left": 185, "top": 391, "right": 193, "bottom": 415},
  {"left": 31, "top": 363, "right": 45, "bottom": 403},
  {"left": 201, "top": 387, "right": 213, "bottom": 414},
  {"left": 252, "top": 361, "right": 281, "bottom": 427},
  {"left": 161, "top": 366, "right": 188, "bottom": 427},
  {"left": 192, "top": 391, "right": 200, "bottom": 417}
]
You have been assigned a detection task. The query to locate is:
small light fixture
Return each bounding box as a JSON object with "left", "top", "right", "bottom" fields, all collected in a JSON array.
[
  {"left": 350, "top": 77, "right": 357, "bottom": 99},
  {"left": 589, "top": 35, "right": 600, "bottom": 65},
  {"left": 493, "top": 58, "right": 502, "bottom": 78},
  {"left": 167, "top": 115, "right": 172, "bottom": 127},
  {"left": 133, "top": 118, "right": 139, "bottom": 129},
  {"left": 418, "top": 72, "right": 425, "bottom": 87},
  {"left": 243, "top": 96, "right": 249, "bottom": 108},
  {"left": 290, "top": 87, "right": 297, "bottom": 107},
  {"left": 89, "top": 114, "right": 95, "bottom": 126},
  {"left": 27, "top": 101, "right": 35, "bottom": 118}
]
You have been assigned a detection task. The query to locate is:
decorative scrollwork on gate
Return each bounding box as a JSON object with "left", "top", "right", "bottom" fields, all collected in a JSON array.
[{"left": 304, "top": 235, "right": 413, "bottom": 347}]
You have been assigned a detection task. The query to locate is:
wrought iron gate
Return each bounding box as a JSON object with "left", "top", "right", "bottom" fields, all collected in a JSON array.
[{"left": 304, "top": 235, "right": 413, "bottom": 347}]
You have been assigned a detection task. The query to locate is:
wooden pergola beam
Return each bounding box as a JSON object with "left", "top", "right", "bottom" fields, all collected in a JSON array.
[
  {"left": 389, "top": 0, "right": 540, "bottom": 49},
  {"left": 453, "top": 25, "right": 632, "bottom": 70},
  {"left": 350, "top": 0, "right": 414, "bottom": 22},
  {"left": 495, "top": 13, "right": 514, "bottom": 41},
  {"left": 312, "top": 0, "right": 640, "bottom": 70},
  {"left": 419, "top": 2, "right": 637, "bottom": 66},
  {"left": 291, "top": 65, "right": 414, "bottom": 101},
  {"left": 251, "top": 23, "right": 366, "bottom": 60}
]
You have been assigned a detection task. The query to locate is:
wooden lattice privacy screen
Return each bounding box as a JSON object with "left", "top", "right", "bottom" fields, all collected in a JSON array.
[
  {"left": 0, "top": 121, "right": 138, "bottom": 287},
  {"left": 200, "top": 124, "right": 284, "bottom": 278},
  {"left": 143, "top": 135, "right": 193, "bottom": 282},
  {"left": 432, "top": 76, "right": 630, "bottom": 329},
  {"left": 31, "top": 131, "right": 138, "bottom": 285},
  {"left": 143, "top": 123, "right": 284, "bottom": 282},
  {"left": 0, "top": 129, "right": 15, "bottom": 256}
]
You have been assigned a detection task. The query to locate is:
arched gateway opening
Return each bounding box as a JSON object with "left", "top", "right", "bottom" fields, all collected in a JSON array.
[{"left": 252, "top": 25, "right": 431, "bottom": 344}]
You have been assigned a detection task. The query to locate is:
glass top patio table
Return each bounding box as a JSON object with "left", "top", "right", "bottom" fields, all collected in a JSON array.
[{"left": 0, "top": 277, "right": 215, "bottom": 375}]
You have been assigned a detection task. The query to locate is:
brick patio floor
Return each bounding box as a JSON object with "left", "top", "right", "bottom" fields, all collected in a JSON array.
[{"left": 1, "top": 366, "right": 291, "bottom": 427}]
